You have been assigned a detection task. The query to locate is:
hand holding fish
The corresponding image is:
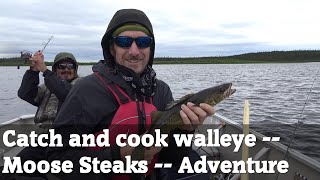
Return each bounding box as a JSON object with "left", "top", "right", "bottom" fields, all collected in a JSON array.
[
  {"left": 148, "top": 83, "right": 236, "bottom": 136},
  {"left": 131, "top": 83, "right": 236, "bottom": 161},
  {"left": 180, "top": 102, "right": 215, "bottom": 131}
]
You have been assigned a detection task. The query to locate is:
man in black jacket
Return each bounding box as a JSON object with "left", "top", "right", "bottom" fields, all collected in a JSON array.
[
  {"left": 18, "top": 51, "right": 80, "bottom": 124},
  {"left": 47, "top": 9, "right": 214, "bottom": 180},
  {"left": 16, "top": 51, "right": 80, "bottom": 179}
]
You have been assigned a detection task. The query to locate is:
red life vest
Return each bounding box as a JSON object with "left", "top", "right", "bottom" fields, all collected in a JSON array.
[{"left": 89, "top": 72, "right": 158, "bottom": 179}]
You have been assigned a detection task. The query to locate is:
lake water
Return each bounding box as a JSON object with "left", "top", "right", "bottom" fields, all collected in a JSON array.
[{"left": 0, "top": 63, "right": 319, "bottom": 161}]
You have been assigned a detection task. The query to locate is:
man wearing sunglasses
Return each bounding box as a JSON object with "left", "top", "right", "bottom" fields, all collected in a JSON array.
[
  {"left": 48, "top": 9, "right": 213, "bottom": 179},
  {"left": 17, "top": 51, "right": 80, "bottom": 179},
  {"left": 19, "top": 51, "right": 80, "bottom": 122}
]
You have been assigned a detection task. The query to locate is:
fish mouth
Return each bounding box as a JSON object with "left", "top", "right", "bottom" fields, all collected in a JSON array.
[{"left": 224, "top": 83, "right": 236, "bottom": 98}]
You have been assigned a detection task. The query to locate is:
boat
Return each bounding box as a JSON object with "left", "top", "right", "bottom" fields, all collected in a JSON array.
[{"left": 1, "top": 114, "right": 320, "bottom": 180}]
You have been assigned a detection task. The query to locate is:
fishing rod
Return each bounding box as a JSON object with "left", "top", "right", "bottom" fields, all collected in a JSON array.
[
  {"left": 20, "top": 35, "right": 54, "bottom": 65},
  {"left": 40, "top": 35, "right": 54, "bottom": 53},
  {"left": 275, "top": 70, "right": 319, "bottom": 180}
]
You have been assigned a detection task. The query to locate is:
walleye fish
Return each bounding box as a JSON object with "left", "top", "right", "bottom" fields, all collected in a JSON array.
[
  {"left": 148, "top": 83, "right": 236, "bottom": 135},
  {"left": 131, "top": 83, "right": 236, "bottom": 160}
]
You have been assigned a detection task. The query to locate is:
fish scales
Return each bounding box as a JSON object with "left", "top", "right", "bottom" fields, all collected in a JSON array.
[{"left": 131, "top": 83, "right": 236, "bottom": 161}]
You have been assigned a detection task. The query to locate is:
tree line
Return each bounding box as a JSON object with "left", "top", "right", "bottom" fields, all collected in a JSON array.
[
  {"left": 154, "top": 50, "right": 320, "bottom": 63},
  {"left": 1, "top": 50, "right": 320, "bottom": 66}
]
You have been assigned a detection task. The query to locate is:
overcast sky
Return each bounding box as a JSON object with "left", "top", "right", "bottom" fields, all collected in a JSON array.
[{"left": 1, "top": 0, "right": 320, "bottom": 61}]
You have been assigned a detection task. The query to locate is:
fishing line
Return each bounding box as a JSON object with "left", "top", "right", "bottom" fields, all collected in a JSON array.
[
  {"left": 40, "top": 35, "right": 54, "bottom": 53},
  {"left": 275, "top": 69, "right": 319, "bottom": 180}
]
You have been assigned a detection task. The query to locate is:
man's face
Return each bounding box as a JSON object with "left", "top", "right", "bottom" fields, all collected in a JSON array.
[
  {"left": 110, "top": 31, "right": 151, "bottom": 75},
  {"left": 55, "top": 60, "right": 76, "bottom": 81}
]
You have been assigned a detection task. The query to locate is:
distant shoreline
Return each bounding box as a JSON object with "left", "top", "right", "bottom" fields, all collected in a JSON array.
[
  {"left": 1, "top": 50, "right": 320, "bottom": 66},
  {"left": 1, "top": 59, "right": 320, "bottom": 66}
]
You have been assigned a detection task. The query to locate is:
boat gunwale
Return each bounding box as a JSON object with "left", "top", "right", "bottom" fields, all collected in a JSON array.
[
  {"left": 0, "top": 114, "right": 34, "bottom": 128},
  {"left": 213, "top": 113, "right": 320, "bottom": 172},
  {"left": 1, "top": 114, "right": 320, "bottom": 174}
]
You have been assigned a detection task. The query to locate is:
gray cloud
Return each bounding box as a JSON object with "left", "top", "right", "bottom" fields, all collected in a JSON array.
[
  {"left": 221, "top": 22, "right": 255, "bottom": 29},
  {"left": 155, "top": 42, "right": 270, "bottom": 57},
  {"left": 1, "top": 1, "right": 320, "bottom": 61}
]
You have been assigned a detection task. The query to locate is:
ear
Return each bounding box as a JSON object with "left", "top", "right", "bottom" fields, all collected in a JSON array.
[{"left": 110, "top": 44, "right": 115, "bottom": 57}]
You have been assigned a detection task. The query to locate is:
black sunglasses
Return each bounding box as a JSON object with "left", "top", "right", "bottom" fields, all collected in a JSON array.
[
  {"left": 113, "top": 36, "right": 153, "bottom": 49},
  {"left": 57, "top": 63, "right": 75, "bottom": 70}
]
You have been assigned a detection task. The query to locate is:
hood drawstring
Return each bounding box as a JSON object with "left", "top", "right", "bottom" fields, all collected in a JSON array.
[{"left": 135, "top": 94, "right": 147, "bottom": 135}]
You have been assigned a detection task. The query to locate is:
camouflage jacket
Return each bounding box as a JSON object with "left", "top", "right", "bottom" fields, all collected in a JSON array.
[{"left": 18, "top": 69, "right": 80, "bottom": 124}]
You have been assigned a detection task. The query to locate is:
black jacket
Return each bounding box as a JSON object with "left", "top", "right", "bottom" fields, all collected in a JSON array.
[
  {"left": 47, "top": 9, "right": 192, "bottom": 180},
  {"left": 18, "top": 69, "right": 74, "bottom": 107},
  {"left": 47, "top": 61, "right": 192, "bottom": 179}
]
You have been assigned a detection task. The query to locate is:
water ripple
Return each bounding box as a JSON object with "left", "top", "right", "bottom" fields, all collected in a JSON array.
[{"left": 1, "top": 63, "right": 319, "bottom": 162}]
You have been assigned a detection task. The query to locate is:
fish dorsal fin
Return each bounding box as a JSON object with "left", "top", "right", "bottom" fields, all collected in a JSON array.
[
  {"left": 150, "top": 111, "right": 164, "bottom": 124},
  {"left": 165, "top": 93, "right": 194, "bottom": 110}
]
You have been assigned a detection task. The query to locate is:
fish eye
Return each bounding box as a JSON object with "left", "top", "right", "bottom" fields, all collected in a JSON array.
[{"left": 220, "top": 87, "right": 227, "bottom": 92}]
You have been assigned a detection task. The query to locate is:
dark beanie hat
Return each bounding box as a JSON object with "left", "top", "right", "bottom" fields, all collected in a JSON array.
[{"left": 52, "top": 52, "right": 78, "bottom": 72}]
